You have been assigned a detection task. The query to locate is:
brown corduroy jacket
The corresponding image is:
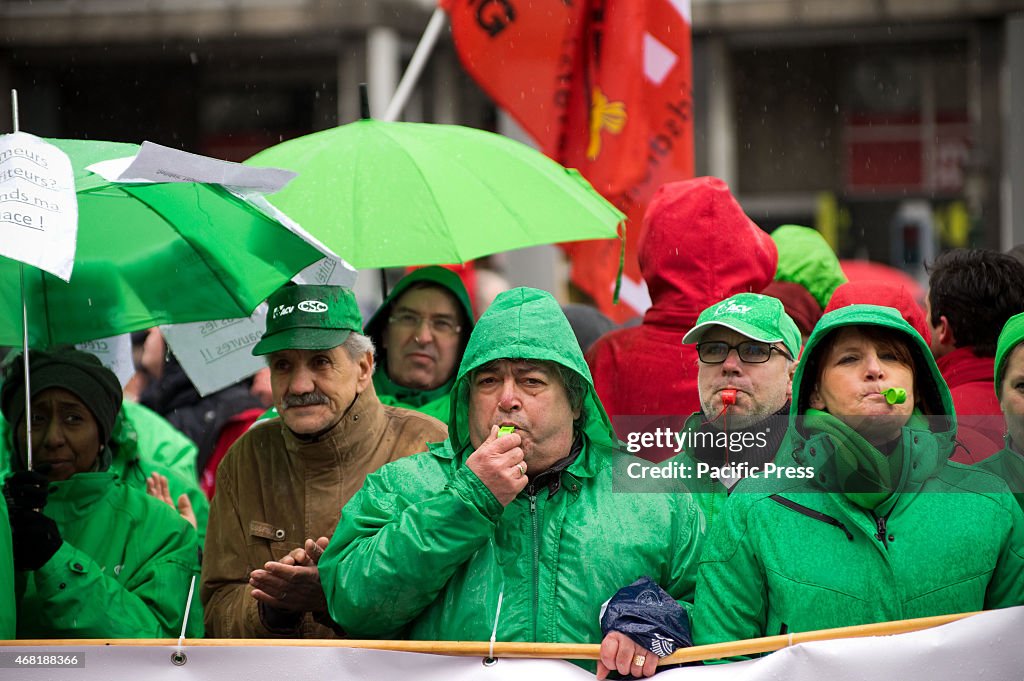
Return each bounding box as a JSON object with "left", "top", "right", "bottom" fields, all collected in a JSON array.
[{"left": 200, "top": 383, "right": 446, "bottom": 638}]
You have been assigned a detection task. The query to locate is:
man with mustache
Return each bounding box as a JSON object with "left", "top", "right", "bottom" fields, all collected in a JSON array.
[
  {"left": 674, "top": 293, "right": 800, "bottom": 527},
  {"left": 201, "top": 284, "right": 447, "bottom": 638},
  {"left": 320, "top": 288, "right": 705, "bottom": 679}
]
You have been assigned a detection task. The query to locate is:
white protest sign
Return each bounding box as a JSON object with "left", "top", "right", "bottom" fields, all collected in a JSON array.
[
  {"left": 0, "top": 131, "right": 78, "bottom": 281},
  {"left": 162, "top": 255, "right": 358, "bottom": 396},
  {"left": 87, "top": 140, "right": 295, "bottom": 193},
  {"left": 75, "top": 334, "right": 135, "bottom": 388},
  {"left": 161, "top": 315, "right": 267, "bottom": 398}
]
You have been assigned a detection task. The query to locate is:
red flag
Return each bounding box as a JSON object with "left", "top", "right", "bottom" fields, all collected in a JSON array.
[
  {"left": 443, "top": 0, "right": 694, "bottom": 321},
  {"left": 440, "top": 0, "right": 587, "bottom": 156}
]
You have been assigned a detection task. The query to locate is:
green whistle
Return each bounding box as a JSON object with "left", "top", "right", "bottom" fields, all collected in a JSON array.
[
  {"left": 498, "top": 426, "right": 516, "bottom": 437},
  {"left": 883, "top": 387, "right": 907, "bottom": 405}
]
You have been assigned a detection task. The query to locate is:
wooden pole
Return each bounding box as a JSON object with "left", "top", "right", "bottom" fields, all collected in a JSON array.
[{"left": 1, "top": 611, "right": 980, "bottom": 663}]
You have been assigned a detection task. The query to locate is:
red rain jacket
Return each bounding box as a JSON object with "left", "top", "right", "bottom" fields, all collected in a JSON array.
[
  {"left": 936, "top": 347, "right": 1005, "bottom": 464},
  {"left": 586, "top": 177, "right": 777, "bottom": 425}
]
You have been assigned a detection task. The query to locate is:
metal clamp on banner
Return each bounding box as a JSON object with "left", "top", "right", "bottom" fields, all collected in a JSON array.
[
  {"left": 483, "top": 580, "right": 505, "bottom": 667},
  {"left": 171, "top": 575, "right": 197, "bottom": 666}
]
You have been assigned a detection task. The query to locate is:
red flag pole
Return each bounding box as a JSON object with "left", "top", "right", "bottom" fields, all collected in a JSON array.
[{"left": 382, "top": 8, "right": 448, "bottom": 122}]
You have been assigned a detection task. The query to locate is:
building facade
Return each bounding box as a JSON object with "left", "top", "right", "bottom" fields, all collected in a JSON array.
[{"left": 3, "top": 0, "right": 1022, "bottom": 283}]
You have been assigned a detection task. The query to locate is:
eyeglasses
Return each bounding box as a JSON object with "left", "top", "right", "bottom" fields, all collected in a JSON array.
[
  {"left": 697, "top": 340, "right": 791, "bottom": 364},
  {"left": 388, "top": 312, "right": 462, "bottom": 337}
]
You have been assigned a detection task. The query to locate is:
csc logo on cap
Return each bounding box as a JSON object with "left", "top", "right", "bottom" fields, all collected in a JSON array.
[
  {"left": 298, "top": 300, "right": 329, "bottom": 313},
  {"left": 715, "top": 301, "right": 752, "bottom": 316}
]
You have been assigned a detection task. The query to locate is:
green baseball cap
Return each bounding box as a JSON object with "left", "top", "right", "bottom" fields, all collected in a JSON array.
[
  {"left": 682, "top": 292, "right": 802, "bottom": 359},
  {"left": 995, "top": 311, "right": 1024, "bottom": 398},
  {"left": 252, "top": 284, "right": 363, "bottom": 356}
]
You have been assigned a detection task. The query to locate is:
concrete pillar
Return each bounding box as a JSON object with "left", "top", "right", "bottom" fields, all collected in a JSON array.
[
  {"left": 367, "top": 25, "right": 400, "bottom": 119},
  {"left": 967, "top": 20, "right": 1004, "bottom": 250},
  {"left": 432, "top": 47, "right": 459, "bottom": 125},
  {"left": 705, "top": 36, "right": 738, "bottom": 188},
  {"left": 1004, "top": 13, "right": 1024, "bottom": 249},
  {"left": 337, "top": 36, "right": 366, "bottom": 124}
]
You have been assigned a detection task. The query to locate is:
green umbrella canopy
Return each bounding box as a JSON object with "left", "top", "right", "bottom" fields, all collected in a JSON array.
[
  {"left": 0, "top": 138, "right": 329, "bottom": 347},
  {"left": 244, "top": 118, "right": 625, "bottom": 269}
]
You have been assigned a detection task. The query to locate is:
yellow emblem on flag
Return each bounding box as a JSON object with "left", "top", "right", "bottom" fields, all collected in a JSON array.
[{"left": 587, "top": 88, "right": 627, "bottom": 160}]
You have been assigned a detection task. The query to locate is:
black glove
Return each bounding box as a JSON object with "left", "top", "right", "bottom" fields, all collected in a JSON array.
[
  {"left": 3, "top": 470, "right": 50, "bottom": 511},
  {"left": 600, "top": 576, "right": 692, "bottom": 658},
  {"left": 9, "top": 507, "right": 63, "bottom": 571}
]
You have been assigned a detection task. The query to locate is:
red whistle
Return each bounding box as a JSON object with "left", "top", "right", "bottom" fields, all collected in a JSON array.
[{"left": 720, "top": 389, "right": 737, "bottom": 406}]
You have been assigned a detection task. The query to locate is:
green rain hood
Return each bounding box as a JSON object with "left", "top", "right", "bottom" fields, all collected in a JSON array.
[
  {"left": 320, "top": 288, "right": 703, "bottom": 669},
  {"left": 445, "top": 286, "right": 618, "bottom": 452},
  {"left": 693, "top": 304, "right": 1024, "bottom": 649},
  {"left": 772, "top": 224, "right": 847, "bottom": 309},
  {"left": 364, "top": 266, "right": 475, "bottom": 423}
]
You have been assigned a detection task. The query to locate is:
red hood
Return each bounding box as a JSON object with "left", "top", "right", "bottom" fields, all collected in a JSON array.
[
  {"left": 639, "top": 177, "right": 777, "bottom": 327},
  {"left": 825, "top": 280, "right": 932, "bottom": 346}
]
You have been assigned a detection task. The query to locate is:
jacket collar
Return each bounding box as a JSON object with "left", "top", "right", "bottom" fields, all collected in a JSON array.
[{"left": 49, "top": 471, "right": 117, "bottom": 509}]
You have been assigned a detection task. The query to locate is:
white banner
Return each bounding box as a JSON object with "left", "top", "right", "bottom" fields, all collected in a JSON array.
[
  {"left": 0, "top": 608, "right": 1020, "bottom": 681},
  {"left": 75, "top": 334, "right": 135, "bottom": 388},
  {"left": 86, "top": 141, "right": 294, "bottom": 193},
  {"left": 0, "top": 132, "right": 78, "bottom": 281},
  {"left": 162, "top": 255, "right": 358, "bottom": 396}
]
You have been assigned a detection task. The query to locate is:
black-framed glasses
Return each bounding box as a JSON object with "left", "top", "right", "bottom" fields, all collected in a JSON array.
[
  {"left": 388, "top": 312, "right": 462, "bottom": 336},
  {"left": 697, "top": 340, "right": 790, "bottom": 364}
]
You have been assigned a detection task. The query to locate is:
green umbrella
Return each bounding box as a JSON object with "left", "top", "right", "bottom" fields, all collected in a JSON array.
[
  {"left": 0, "top": 138, "right": 329, "bottom": 347},
  {"left": 244, "top": 118, "right": 625, "bottom": 269}
]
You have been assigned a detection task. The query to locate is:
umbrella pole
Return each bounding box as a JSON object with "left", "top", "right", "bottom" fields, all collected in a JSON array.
[
  {"left": 19, "top": 264, "right": 32, "bottom": 472},
  {"left": 10, "top": 88, "right": 33, "bottom": 472},
  {"left": 382, "top": 7, "right": 447, "bottom": 122}
]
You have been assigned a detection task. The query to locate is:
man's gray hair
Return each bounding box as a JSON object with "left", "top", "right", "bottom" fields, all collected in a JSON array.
[{"left": 342, "top": 332, "right": 375, "bottom": 364}]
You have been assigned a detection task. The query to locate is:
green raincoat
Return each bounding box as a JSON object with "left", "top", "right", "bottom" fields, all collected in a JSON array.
[
  {"left": 364, "top": 266, "right": 475, "bottom": 424},
  {"left": 109, "top": 401, "right": 209, "bottom": 547},
  {"left": 0, "top": 496, "right": 14, "bottom": 639},
  {"left": 1, "top": 400, "right": 209, "bottom": 548},
  {"left": 977, "top": 442, "right": 1024, "bottom": 512},
  {"left": 694, "top": 305, "right": 1024, "bottom": 648},
  {"left": 667, "top": 404, "right": 791, "bottom": 534},
  {"left": 15, "top": 471, "right": 203, "bottom": 638},
  {"left": 320, "top": 288, "right": 705, "bottom": 667}
]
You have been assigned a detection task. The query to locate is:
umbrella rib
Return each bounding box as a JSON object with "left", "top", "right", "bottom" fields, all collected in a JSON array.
[
  {"left": 178, "top": 189, "right": 257, "bottom": 317},
  {"left": 398, "top": 127, "right": 566, "bottom": 261},
  {"left": 376, "top": 125, "right": 463, "bottom": 263}
]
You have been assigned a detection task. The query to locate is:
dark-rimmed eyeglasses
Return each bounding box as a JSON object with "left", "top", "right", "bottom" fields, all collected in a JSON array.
[
  {"left": 388, "top": 312, "right": 462, "bottom": 337},
  {"left": 697, "top": 340, "right": 791, "bottom": 364}
]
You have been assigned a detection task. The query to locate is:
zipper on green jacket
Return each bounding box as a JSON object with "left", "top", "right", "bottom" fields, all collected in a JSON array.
[
  {"left": 769, "top": 494, "right": 854, "bottom": 541},
  {"left": 872, "top": 511, "right": 891, "bottom": 548},
  {"left": 529, "top": 492, "right": 540, "bottom": 641}
]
